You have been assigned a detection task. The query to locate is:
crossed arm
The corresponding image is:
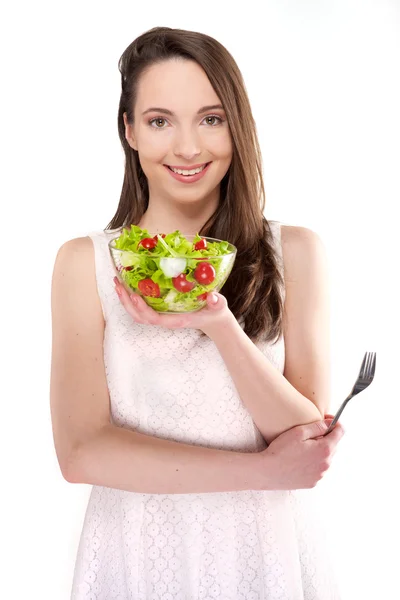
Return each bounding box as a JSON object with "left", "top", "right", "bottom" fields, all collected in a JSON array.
[{"left": 205, "top": 225, "right": 331, "bottom": 444}]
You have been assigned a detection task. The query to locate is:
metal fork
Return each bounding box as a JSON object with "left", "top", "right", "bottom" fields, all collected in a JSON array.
[{"left": 323, "top": 351, "right": 376, "bottom": 436}]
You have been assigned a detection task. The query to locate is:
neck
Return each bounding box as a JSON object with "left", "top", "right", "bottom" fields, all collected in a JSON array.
[{"left": 136, "top": 187, "right": 220, "bottom": 235}]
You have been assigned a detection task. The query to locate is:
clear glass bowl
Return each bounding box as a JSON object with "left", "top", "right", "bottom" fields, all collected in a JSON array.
[{"left": 109, "top": 233, "right": 237, "bottom": 314}]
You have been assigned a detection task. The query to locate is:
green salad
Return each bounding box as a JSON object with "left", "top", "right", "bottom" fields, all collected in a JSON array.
[{"left": 111, "top": 225, "right": 235, "bottom": 312}]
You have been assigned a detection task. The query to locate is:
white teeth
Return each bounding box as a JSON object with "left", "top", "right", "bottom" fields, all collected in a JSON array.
[{"left": 170, "top": 164, "right": 207, "bottom": 175}]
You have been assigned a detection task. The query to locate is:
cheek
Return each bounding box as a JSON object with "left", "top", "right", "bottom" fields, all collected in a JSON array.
[
  {"left": 138, "top": 128, "right": 233, "bottom": 162},
  {"left": 208, "top": 131, "right": 233, "bottom": 159},
  {"left": 137, "top": 127, "right": 172, "bottom": 157},
  {"left": 138, "top": 143, "right": 169, "bottom": 166}
]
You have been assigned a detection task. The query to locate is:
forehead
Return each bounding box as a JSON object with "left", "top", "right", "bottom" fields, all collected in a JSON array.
[{"left": 136, "top": 59, "right": 221, "bottom": 111}]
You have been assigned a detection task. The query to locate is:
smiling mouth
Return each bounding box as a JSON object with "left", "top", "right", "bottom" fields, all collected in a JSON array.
[{"left": 165, "top": 162, "right": 211, "bottom": 173}]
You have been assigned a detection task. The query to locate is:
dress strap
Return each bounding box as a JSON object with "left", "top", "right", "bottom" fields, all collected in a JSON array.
[
  {"left": 268, "top": 220, "right": 286, "bottom": 304},
  {"left": 87, "top": 229, "right": 121, "bottom": 322}
]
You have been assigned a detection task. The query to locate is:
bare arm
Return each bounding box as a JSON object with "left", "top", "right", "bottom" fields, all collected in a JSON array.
[
  {"left": 71, "top": 424, "right": 264, "bottom": 494},
  {"left": 205, "top": 316, "right": 322, "bottom": 445},
  {"left": 203, "top": 226, "right": 331, "bottom": 444},
  {"left": 50, "top": 237, "right": 264, "bottom": 494}
]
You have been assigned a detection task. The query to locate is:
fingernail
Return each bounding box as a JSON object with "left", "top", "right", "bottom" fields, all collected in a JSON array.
[
  {"left": 130, "top": 294, "right": 138, "bottom": 305},
  {"left": 211, "top": 294, "right": 218, "bottom": 304},
  {"left": 113, "top": 276, "right": 119, "bottom": 285}
]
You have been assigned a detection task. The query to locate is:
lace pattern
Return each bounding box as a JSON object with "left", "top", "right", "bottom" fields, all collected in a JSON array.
[{"left": 70, "top": 221, "right": 341, "bottom": 599}]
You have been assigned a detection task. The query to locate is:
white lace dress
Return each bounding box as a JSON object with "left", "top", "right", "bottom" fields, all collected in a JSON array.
[{"left": 71, "top": 221, "right": 341, "bottom": 599}]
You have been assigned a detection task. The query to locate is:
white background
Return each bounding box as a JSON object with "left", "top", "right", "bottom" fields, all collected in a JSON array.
[{"left": 1, "top": 1, "right": 399, "bottom": 598}]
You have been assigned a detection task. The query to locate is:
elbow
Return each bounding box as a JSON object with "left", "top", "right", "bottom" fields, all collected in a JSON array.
[
  {"left": 316, "top": 404, "right": 328, "bottom": 420},
  {"left": 60, "top": 448, "right": 83, "bottom": 484},
  {"left": 62, "top": 463, "right": 79, "bottom": 484},
  {"left": 305, "top": 398, "right": 325, "bottom": 421},
  {"left": 315, "top": 406, "right": 325, "bottom": 420},
  {"left": 295, "top": 402, "right": 324, "bottom": 428},
  {"left": 311, "top": 405, "right": 325, "bottom": 422}
]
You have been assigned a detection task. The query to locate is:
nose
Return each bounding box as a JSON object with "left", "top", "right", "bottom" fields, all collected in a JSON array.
[{"left": 173, "top": 128, "right": 201, "bottom": 162}]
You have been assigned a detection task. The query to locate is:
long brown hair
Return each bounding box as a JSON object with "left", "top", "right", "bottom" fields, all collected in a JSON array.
[{"left": 105, "top": 26, "right": 285, "bottom": 345}]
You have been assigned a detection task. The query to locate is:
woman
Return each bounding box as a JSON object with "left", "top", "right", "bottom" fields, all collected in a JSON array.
[{"left": 50, "top": 26, "right": 345, "bottom": 599}]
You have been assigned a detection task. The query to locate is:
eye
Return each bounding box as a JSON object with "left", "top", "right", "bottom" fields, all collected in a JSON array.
[
  {"left": 148, "top": 115, "right": 224, "bottom": 129},
  {"left": 204, "top": 115, "right": 223, "bottom": 126},
  {"left": 149, "top": 118, "right": 168, "bottom": 129}
]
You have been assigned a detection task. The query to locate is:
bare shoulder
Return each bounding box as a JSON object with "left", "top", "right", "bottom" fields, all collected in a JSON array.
[
  {"left": 280, "top": 224, "right": 324, "bottom": 251},
  {"left": 52, "top": 235, "right": 104, "bottom": 326},
  {"left": 280, "top": 225, "right": 327, "bottom": 282},
  {"left": 54, "top": 235, "right": 97, "bottom": 274},
  {"left": 57, "top": 235, "right": 95, "bottom": 256}
]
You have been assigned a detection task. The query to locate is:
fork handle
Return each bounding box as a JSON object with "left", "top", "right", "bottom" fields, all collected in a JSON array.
[{"left": 323, "top": 392, "right": 354, "bottom": 436}]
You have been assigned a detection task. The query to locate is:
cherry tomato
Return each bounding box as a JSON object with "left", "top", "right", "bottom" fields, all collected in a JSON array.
[
  {"left": 193, "top": 262, "right": 216, "bottom": 285},
  {"left": 194, "top": 238, "right": 207, "bottom": 250},
  {"left": 172, "top": 273, "right": 196, "bottom": 293},
  {"left": 153, "top": 233, "right": 166, "bottom": 241},
  {"left": 138, "top": 237, "right": 157, "bottom": 250},
  {"left": 138, "top": 278, "right": 161, "bottom": 297},
  {"left": 197, "top": 292, "right": 208, "bottom": 302},
  {"left": 124, "top": 266, "right": 133, "bottom": 271}
]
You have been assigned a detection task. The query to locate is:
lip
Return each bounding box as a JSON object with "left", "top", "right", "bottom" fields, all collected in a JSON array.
[
  {"left": 164, "top": 162, "right": 212, "bottom": 184},
  {"left": 165, "top": 162, "right": 209, "bottom": 169}
]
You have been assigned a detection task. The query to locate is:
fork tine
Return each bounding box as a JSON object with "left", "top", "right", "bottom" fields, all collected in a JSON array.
[
  {"left": 363, "top": 352, "right": 372, "bottom": 379},
  {"left": 367, "top": 352, "right": 376, "bottom": 380},
  {"left": 361, "top": 352, "right": 375, "bottom": 380},
  {"left": 359, "top": 352, "right": 368, "bottom": 378},
  {"left": 363, "top": 353, "right": 372, "bottom": 379}
]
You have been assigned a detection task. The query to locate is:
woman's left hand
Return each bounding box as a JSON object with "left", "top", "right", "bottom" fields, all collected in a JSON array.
[{"left": 113, "top": 277, "right": 234, "bottom": 335}]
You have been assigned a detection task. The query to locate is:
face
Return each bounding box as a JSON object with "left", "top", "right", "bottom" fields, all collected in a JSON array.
[{"left": 123, "top": 59, "right": 233, "bottom": 204}]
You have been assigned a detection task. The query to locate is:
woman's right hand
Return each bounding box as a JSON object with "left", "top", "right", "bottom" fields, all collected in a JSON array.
[{"left": 257, "top": 416, "right": 345, "bottom": 490}]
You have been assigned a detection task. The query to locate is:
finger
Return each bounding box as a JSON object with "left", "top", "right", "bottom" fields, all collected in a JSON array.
[
  {"left": 135, "top": 299, "right": 189, "bottom": 329},
  {"left": 331, "top": 421, "right": 345, "bottom": 439},
  {"left": 325, "top": 423, "right": 346, "bottom": 450},
  {"left": 206, "top": 291, "right": 227, "bottom": 310},
  {"left": 129, "top": 292, "right": 165, "bottom": 326},
  {"left": 129, "top": 292, "right": 184, "bottom": 328},
  {"left": 115, "top": 284, "right": 142, "bottom": 322}
]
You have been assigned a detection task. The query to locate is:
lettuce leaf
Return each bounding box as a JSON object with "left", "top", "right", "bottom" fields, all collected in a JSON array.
[{"left": 113, "top": 225, "right": 235, "bottom": 311}]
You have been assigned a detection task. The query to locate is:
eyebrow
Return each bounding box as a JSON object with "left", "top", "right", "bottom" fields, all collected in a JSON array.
[{"left": 142, "top": 104, "right": 224, "bottom": 116}]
